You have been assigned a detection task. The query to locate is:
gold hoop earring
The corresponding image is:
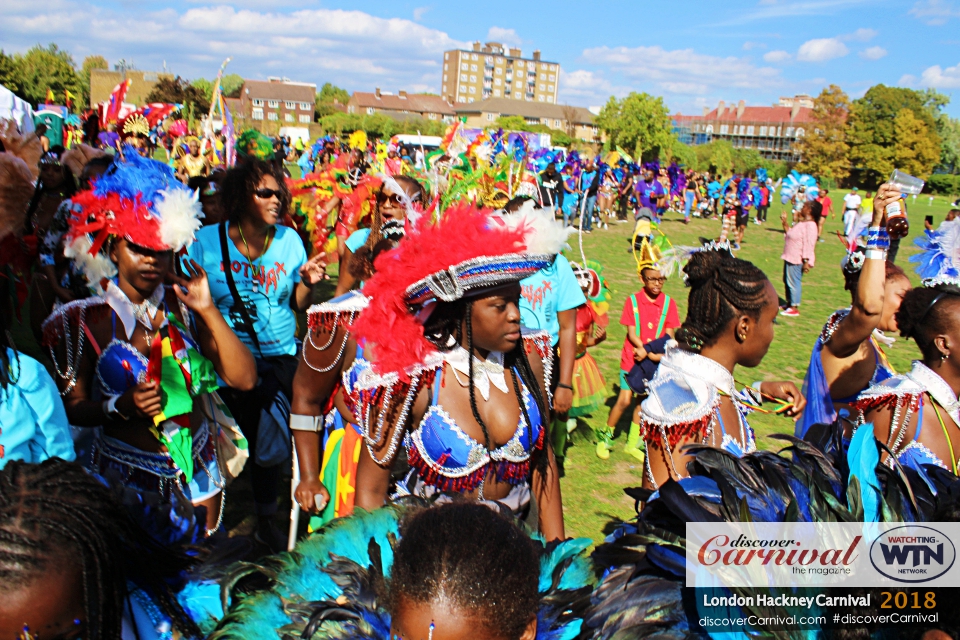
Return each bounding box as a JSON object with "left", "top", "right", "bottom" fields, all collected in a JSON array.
[{"left": 738, "top": 332, "right": 747, "bottom": 341}]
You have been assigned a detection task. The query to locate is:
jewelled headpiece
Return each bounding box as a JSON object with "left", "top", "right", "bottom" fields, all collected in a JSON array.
[
  {"left": 122, "top": 113, "right": 150, "bottom": 138},
  {"left": 912, "top": 218, "right": 960, "bottom": 287}
]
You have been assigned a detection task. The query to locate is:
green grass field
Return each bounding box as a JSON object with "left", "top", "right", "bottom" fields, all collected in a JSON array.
[{"left": 555, "top": 195, "right": 958, "bottom": 542}]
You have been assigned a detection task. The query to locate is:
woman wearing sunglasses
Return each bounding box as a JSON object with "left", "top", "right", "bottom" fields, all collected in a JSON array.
[{"left": 186, "top": 158, "right": 327, "bottom": 550}]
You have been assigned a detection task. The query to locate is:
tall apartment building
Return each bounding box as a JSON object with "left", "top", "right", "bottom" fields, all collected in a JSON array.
[{"left": 441, "top": 41, "right": 560, "bottom": 105}]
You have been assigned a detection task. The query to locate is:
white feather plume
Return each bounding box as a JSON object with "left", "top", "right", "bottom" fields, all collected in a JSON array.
[
  {"left": 500, "top": 200, "right": 573, "bottom": 255},
  {"left": 63, "top": 234, "right": 117, "bottom": 292},
  {"left": 155, "top": 187, "right": 204, "bottom": 252}
]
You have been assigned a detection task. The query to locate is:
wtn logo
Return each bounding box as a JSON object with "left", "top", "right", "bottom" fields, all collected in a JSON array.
[{"left": 870, "top": 526, "right": 956, "bottom": 583}]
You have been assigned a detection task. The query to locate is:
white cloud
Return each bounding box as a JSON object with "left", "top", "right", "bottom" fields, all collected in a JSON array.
[
  {"left": 1, "top": 1, "right": 468, "bottom": 95},
  {"left": 910, "top": 0, "right": 960, "bottom": 24},
  {"left": 413, "top": 6, "right": 429, "bottom": 21},
  {"left": 796, "top": 38, "right": 849, "bottom": 62},
  {"left": 486, "top": 26, "right": 523, "bottom": 47},
  {"left": 842, "top": 27, "right": 877, "bottom": 41},
  {"left": 859, "top": 45, "right": 888, "bottom": 60},
  {"left": 742, "top": 41, "right": 767, "bottom": 50},
  {"left": 918, "top": 61, "right": 960, "bottom": 88},
  {"left": 764, "top": 50, "right": 792, "bottom": 62},
  {"left": 581, "top": 45, "right": 782, "bottom": 97}
]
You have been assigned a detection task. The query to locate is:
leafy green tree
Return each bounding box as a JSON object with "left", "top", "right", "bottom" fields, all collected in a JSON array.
[
  {"left": 190, "top": 78, "right": 214, "bottom": 101},
  {"left": 847, "top": 84, "right": 941, "bottom": 187},
  {"left": 796, "top": 84, "right": 850, "bottom": 183},
  {"left": 595, "top": 92, "right": 674, "bottom": 160},
  {"left": 79, "top": 55, "right": 108, "bottom": 108},
  {"left": 145, "top": 76, "right": 209, "bottom": 115},
  {"left": 0, "top": 50, "right": 23, "bottom": 96},
  {"left": 937, "top": 116, "right": 960, "bottom": 174},
  {"left": 221, "top": 73, "right": 244, "bottom": 98},
  {"left": 494, "top": 115, "right": 528, "bottom": 131},
  {"left": 315, "top": 82, "right": 350, "bottom": 119},
  {"left": 892, "top": 108, "right": 941, "bottom": 179},
  {"left": 14, "top": 44, "right": 84, "bottom": 107}
]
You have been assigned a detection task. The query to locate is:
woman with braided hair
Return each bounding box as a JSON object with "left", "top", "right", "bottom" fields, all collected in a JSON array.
[
  {"left": 0, "top": 458, "right": 203, "bottom": 639},
  {"left": 639, "top": 246, "right": 805, "bottom": 489},
  {"left": 855, "top": 217, "right": 960, "bottom": 482},
  {"left": 347, "top": 203, "right": 566, "bottom": 541}
]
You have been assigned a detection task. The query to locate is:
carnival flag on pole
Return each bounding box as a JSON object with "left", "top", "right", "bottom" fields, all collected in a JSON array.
[
  {"left": 105, "top": 79, "right": 132, "bottom": 124},
  {"left": 219, "top": 91, "right": 236, "bottom": 167},
  {"left": 45, "top": 88, "right": 55, "bottom": 105},
  {"left": 65, "top": 90, "right": 75, "bottom": 109}
]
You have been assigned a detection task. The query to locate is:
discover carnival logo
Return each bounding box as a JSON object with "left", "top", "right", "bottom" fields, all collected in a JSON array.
[{"left": 869, "top": 525, "right": 956, "bottom": 583}]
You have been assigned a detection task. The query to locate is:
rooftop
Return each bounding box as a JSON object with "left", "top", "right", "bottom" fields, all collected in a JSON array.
[
  {"left": 454, "top": 98, "right": 595, "bottom": 124},
  {"left": 351, "top": 90, "right": 456, "bottom": 116},
  {"left": 242, "top": 79, "right": 316, "bottom": 103}
]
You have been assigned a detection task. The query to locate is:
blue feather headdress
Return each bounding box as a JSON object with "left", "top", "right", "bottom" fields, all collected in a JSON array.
[{"left": 911, "top": 218, "right": 960, "bottom": 286}]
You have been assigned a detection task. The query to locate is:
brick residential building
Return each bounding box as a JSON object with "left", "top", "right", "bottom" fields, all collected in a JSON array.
[
  {"left": 237, "top": 78, "right": 316, "bottom": 128},
  {"left": 672, "top": 96, "right": 815, "bottom": 162},
  {"left": 441, "top": 42, "right": 560, "bottom": 105},
  {"left": 89, "top": 69, "right": 174, "bottom": 107},
  {"left": 346, "top": 89, "right": 455, "bottom": 122},
  {"left": 454, "top": 98, "right": 601, "bottom": 143}
]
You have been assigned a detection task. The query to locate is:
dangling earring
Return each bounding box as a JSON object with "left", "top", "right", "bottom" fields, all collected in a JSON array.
[
  {"left": 941, "top": 351, "right": 948, "bottom": 362},
  {"left": 738, "top": 331, "right": 747, "bottom": 342}
]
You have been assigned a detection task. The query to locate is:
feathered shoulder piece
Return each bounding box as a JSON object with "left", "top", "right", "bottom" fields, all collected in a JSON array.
[
  {"left": 307, "top": 290, "right": 370, "bottom": 334},
  {"left": 911, "top": 218, "right": 960, "bottom": 286},
  {"left": 351, "top": 203, "right": 566, "bottom": 380},
  {"left": 853, "top": 361, "right": 956, "bottom": 428},
  {"left": 207, "top": 501, "right": 593, "bottom": 640}
]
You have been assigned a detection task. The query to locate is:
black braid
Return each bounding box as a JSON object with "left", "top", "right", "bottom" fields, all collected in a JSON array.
[
  {"left": 0, "top": 459, "right": 202, "bottom": 639},
  {"left": 507, "top": 337, "right": 550, "bottom": 479},
  {"left": 465, "top": 300, "right": 492, "bottom": 451},
  {"left": 676, "top": 249, "right": 769, "bottom": 351}
]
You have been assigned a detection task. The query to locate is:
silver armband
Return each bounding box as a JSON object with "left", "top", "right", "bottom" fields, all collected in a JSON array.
[{"left": 290, "top": 414, "right": 323, "bottom": 432}]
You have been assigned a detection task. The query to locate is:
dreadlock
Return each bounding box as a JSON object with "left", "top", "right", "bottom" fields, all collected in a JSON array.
[
  {"left": 676, "top": 249, "right": 770, "bottom": 351},
  {"left": 0, "top": 459, "right": 202, "bottom": 638},
  {"left": 389, "top": 502, "right": 540, "bottom": 640}
]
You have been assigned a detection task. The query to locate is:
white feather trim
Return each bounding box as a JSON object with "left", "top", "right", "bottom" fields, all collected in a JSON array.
[
  {"left": 499, "top": 200, "right": 573, "bottom": 255},
  {"left": 63, "top": 234, "right": 117, "bottom": 293},
  {"left": 155, "top": 187, "right": 203, "bottom": 252}
]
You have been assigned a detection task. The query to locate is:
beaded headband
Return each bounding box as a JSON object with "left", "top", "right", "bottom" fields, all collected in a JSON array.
[{"left": 405, "top": 253, "right": 551, "bottom": 306}]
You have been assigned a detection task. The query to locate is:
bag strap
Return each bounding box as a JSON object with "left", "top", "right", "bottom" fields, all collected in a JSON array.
[
  {"left": 630, "top": 294, "right": 640, "bottom": 339},
  {"left": 219, "top": 221, "right": 262, "bottom": 356},
  {"left": 655, "top": 294, "right": 671, "bottom": 339}
]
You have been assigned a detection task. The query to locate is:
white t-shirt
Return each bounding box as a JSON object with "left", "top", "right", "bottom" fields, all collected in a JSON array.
[{"left": 843, "top": 193, "right": 861, "bottom": 210}]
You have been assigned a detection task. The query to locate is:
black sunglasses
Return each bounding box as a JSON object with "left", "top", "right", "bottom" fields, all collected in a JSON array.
[{"left": 254, "top": 188, "right": 283, "bottom": 200}]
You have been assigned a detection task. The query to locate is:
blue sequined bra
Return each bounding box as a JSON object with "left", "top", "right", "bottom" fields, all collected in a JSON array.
[{"left": 404, "top": 369, "right": 544, "bottom": 493}]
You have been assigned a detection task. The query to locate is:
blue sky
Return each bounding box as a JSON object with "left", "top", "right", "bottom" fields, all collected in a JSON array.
[{"left": 2, "top": 0, "right": 959, "bottom": 116}]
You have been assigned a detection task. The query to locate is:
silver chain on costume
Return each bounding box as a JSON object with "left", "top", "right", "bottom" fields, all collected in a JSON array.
[
  {"left": 301, "top": 312, "right": 358, "bottom": 374},
  {"left": 49, "top": 306, "right": 86, "bottom": 396}
]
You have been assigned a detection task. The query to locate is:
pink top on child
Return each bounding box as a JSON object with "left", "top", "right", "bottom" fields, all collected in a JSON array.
[{"left": 781, "top": 220, "right": 818, "bottom": 267}]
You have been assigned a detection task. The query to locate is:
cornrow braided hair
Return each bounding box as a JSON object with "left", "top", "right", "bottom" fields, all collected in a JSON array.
[
  {"left": 0, "top": 459, "right": 202, "bottom": 638},
  {"left": 676, "top": 249, "right": 770, "bottom": 351}
]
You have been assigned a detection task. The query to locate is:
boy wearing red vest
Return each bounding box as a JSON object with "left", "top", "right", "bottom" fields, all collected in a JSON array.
[{"left": 601, "top": 265, "right": 680, "bottom": 461}]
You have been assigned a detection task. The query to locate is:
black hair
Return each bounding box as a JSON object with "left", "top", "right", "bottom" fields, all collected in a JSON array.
[
  {"left": 187, "top": 174, "right": 211, "bottom": 194},
  {"left": 895, "top": 285, "right": 960, "bottom": 361},
  {"left": 676, "top": 249, "right": 770, "bottom": 351},
  {"left": 504, "top": 196, "right": 541, "bottom": 213},
  {"left": 389, "top": 502, "right": 540, "bottom": 640},
  {"left": 421, "top": 295, "right": 548, "bottom": 477},
  {"left": 220, "top": 158, "right": 291, "bottom": 223},
  {"left": 26, "top": 151, "right": 77, "bottom": 225},
  {"left": 351, "top": 175, "right": 426, "bottom": 281},
  {"left": 0, "top": 459, "right": 202, "bottom": 638},
  {"left": 843, "top": 258, "right": 907, "bottom": 293}
]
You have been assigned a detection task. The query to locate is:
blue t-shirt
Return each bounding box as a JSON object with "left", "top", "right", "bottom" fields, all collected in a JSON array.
[
  {"left": 519, "top": 254, "right": 586, "bottom": 346},
  {"left": 636, "top": 179, "right": 665, "bottom": 210},
  {"left": 345, "top": 228, "right": 371, "bottom": 254},
  {"left": 0, "top": 348, "right": 75, "bottom": 468},
  {"left": 187, "top": 224, "right": 306, "bottom": 357}
]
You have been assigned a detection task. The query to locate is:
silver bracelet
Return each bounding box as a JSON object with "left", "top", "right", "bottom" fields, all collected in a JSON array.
[
  {"left": 865, "top": 249, "right": 887, "bottom": 261},
  {"left": 290, "top": 413, "right": 323, "bottom": 432}
]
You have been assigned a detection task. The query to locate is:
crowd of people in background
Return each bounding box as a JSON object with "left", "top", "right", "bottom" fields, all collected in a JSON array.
[{"left": 2, "top": 108, "right": 960, "bottom": 640}]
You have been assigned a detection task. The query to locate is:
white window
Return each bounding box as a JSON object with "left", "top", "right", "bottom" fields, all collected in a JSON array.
[
  {"left": 494, "top": 90, "right": 501, "bottom": 97},
  {"left": 719, "top": 124, "right": 729, "bottom": 134},
  {"left": 795, "top": 128, "right": 805, "bottom": 137},
  {"left": 299, "top": 114, "right": 311, "bottom": 124},
  {"left": 548, "top": 85, "right": 554, "bottom": 92},
  {"left": 444, "top": 52, "right": 449, "bottom": 59},
  {"left": 705, "top": 124, "right": 714, "bottom": 134},
  {"left": 469, "top": 86, "right": 476, "bottom": 94},
  {"left": 252, "top": 99, "right": 264, "bottom": 107},
  {"left": 539, "top": 84, "right": 545, "bottom": 90},
  {"left": 460, "top": 74, "right": 467, "bottom": 81},
  {"left": 252, "top": 108, "right": 263, "bottom": 120},
  {"left": 486, "top": 56, "right": 493, "bottom": 64},
  {"left": 515, "top": 93, "right": 521, "bottom": 99},
  {"left": 443, "top": 74, "right": 448, "bottom": 82},
  {"left": 268, "top": 111, "right": 278, "bottom": 121},
  {"left": 785, "top": 126, "right": 794, "bottom": 137},
  {"left": 367, "top": 107, "right": 375, "bottom": 115},
  {"left": 470, "top": 75, "right": 477, "bottom": 82},
  {"left": 444, "top": 63, "right": 448, "bottom": 71},
  {"left": 458, "top": 86, "right": 466, "bottom": 93},
  {"left": 746, "top": 125, "right": 755, "bottom": 135},
  {"left": 554, "top": 119, "right": 561, "bottom": 127},
  {"left": 461, "top": 62, "right": 468, "bottom": 70},
  {"left": 759, "top": 126, "right": 767, "bottom": 136},
  {"left": 471, "top": 54, "right": 478, "bottom": 60},
  {"left": 470, "top": 64, "right": 477, "bottom": 71},
  {"left": 486, "top": 113, "right": 495, "bottom": 121},
  {"left": 549, "top": 74, "right": 555, "bottom": 81},
  {"left": 284, "top": 101, "right": 295, "bottom": 109},
  {"left": 516, "top": 61, "right": 524, "bottom": 68},
  {"left": 468, "top": 97, "right": 475, "bottom": 102},
  {"left": 428, "top": 113, "right": 437, "bottom": 120},
  {"left": 538, "top": 95, "right": 545, "bottom": 101},
  {"left": 547, "top": 96, "right": 553, "bottom": 103},
  {"left": 494, "top": 78, "right": 501, "bottom": 86},
  {"left": 284, "top": 113, "right": 293, "bottom": 122},
  {"left": 268, "top": 100, "right": 279, "bottom": 108}
]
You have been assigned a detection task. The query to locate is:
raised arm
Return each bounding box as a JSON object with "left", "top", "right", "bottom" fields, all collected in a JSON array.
[{"left": 825, "top": 184, "right": 901, "bottom": 358}]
